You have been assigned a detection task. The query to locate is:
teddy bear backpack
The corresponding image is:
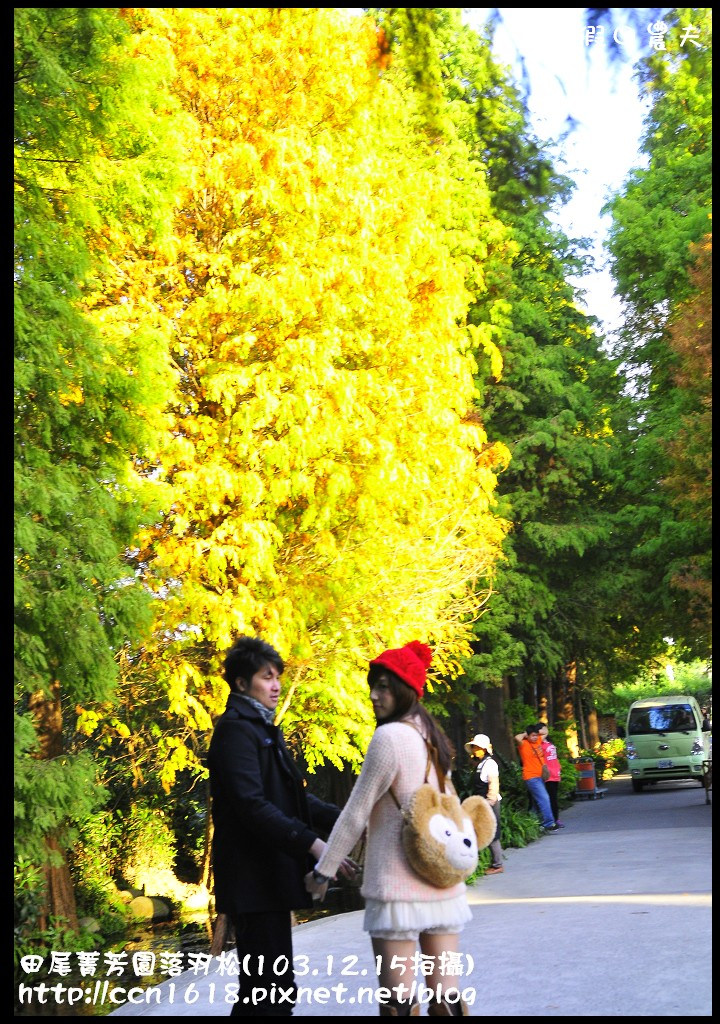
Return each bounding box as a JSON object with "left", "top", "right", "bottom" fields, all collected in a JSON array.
[{"left": 389, "top": 723, "right": 497, "bottom": 888}]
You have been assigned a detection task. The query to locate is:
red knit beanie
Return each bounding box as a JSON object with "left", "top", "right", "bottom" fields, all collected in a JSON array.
[{"left": 369, "top": 641, "right": 433, "bottom": 699}]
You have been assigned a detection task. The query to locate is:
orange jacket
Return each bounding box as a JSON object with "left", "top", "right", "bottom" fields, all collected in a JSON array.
[{"left": 516, "top": 736, "right": 547, "bottom": 780}]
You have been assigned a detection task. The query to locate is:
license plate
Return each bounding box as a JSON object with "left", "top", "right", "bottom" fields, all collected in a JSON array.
[{"left": 658, "top": 759, "right": 674, "bottom": 768}]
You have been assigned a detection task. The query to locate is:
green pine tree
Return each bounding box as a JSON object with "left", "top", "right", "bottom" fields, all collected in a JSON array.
[{"left": 14, "top": 7, "right": 179, "bottom": 930}]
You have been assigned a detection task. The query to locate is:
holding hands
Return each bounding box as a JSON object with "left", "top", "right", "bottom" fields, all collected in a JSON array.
[
  {"left": 304, "top": 868, "right": 330, "bottom": 902},
  {"left": 304, "top": 851, "right": 361, "bottom": 902}
]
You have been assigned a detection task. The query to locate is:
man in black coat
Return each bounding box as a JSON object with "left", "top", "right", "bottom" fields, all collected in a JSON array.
[{"left": 208, "top": 635, "right": 350, "bottom": 1016}]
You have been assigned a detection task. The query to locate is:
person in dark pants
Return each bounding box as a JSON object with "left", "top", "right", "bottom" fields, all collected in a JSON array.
[
  {"left": 464, "top": 733, "right": 505, "bottom": 873},
  {"left": 207, "top": 635, "right": 356, "bottom": 1016},
  {"left": 539, "top": 724, "right": 564, "bottom": 827}
]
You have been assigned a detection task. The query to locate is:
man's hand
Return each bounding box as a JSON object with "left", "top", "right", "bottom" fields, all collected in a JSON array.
[{"left": 304, "top": 870, "right": 329, "bottom": 902}]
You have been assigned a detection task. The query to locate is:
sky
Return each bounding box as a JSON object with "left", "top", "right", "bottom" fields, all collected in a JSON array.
[{"left": 461, "top": 7, "right": 654, "bottom": 341}]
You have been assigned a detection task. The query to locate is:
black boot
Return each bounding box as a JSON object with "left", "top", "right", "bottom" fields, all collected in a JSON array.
[{"left": 379, "top": 997, "right": 420, "bottom": 1016}]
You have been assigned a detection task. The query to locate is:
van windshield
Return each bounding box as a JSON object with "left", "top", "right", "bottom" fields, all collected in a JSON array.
[{"left": 628, "top": 704, "right": 697, "bottom": 735}]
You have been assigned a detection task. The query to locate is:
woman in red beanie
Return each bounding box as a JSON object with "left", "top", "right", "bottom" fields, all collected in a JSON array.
[{"left": 306, "top": 642, "right": 471, "bottom": 1017}]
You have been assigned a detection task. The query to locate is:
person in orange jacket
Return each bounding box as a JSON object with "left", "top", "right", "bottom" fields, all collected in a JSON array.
[{"left": 514, "top": 723, "right": 560, "bottom": 833}]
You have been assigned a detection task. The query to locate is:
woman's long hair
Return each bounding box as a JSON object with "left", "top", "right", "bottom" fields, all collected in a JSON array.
[{"left": 368, "top": 665, "right": 455, "bottom": 776}]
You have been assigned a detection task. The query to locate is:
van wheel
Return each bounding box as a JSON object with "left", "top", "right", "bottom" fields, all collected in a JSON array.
[{"left": 632, "top": 780, "right": 644, "bottom": 793}]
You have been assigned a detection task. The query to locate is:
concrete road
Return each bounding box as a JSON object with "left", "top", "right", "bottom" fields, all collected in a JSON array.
[{"left": 110, "top": 774, "right": 711, "bottom": 1017}]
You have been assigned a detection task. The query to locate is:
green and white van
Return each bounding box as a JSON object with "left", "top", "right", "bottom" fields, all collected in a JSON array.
[{"left": 625, "top": 694, "right": 711, "bottom": 793}]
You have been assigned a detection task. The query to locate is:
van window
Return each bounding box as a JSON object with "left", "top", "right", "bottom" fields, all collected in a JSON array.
[{"left": 628, "top": 704, "right": 697, "bottom": 735}]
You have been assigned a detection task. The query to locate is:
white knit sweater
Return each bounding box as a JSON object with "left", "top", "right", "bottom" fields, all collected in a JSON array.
[{"left": 315, "top": 716, "right": 466, "bottom": 903}]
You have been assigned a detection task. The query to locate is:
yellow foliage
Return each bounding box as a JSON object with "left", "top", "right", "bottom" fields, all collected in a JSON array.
[
  {"left": 128, "top": 8, "right": 510, "bottom": 767},
  {"left": 57, "top": 383, "right": 85, "bottom": 406},
  {"left": 75, "top": 709, "right": 100, "bottom": 737}
]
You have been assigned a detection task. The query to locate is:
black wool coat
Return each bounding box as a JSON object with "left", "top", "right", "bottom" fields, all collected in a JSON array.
[{"left": 207, "top": 692, "right": 340, "bottom": 915}]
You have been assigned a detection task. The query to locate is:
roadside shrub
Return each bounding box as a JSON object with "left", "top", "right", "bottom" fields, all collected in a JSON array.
[
  {"left": 121, "top": 804, "right": 178, "bottom": 887},
  {"left": 577, "top": 738, "right": 628, "bottom": 780},
  {"left": 14, "top": 858, "right": 45, "bottom": 961}
]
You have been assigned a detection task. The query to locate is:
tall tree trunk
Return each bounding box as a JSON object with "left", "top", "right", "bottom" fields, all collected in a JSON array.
[
  {"left": 545, "top": 677, "right": 555, "bottom": 730},
  {"left": 27, "top": 683, "right": 79, "bottom": 933},
  {"left": 201, "top": 779, "right": 214, "bottom": 893},
  {"left": 555, "top": 661, "right": 579, "bottom": 758},
  {"left": 463, "top": 676, "right": 514, "bottom": 762},
  {"left": 576, "top": 690, "right": 589, "bottom": 750},
  {"left": 40, "top": 836, "right": 80, "bottom": 934},
  {"left": 538, "top": 673, "right": 556, "bottom": 729},
  {"left": 495, "top": 676, "right": 515, "bottom": 762},
  {"left": 576, "top": 661, "right": 600, "bottom": 749}
]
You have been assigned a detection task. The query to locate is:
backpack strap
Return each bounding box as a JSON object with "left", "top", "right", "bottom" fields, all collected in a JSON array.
[{"left": 388, "top": 719, "right": 445, "bottom": 809}]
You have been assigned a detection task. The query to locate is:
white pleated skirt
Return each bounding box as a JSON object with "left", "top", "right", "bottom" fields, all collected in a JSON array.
[{"left": 363, "top": 892, "right": 472, "bottom": 940}]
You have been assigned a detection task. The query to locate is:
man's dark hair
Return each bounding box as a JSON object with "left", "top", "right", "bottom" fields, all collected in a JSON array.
[
  {"left": 223, "top": 636, "right": 284, "bottom": 690},
  {"left": 526, "top": 722, "right": 541, "bottom": 735}
]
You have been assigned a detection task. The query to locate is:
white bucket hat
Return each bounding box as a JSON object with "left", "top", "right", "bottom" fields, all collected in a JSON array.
[{"left": 465, "top": 733, "right": 493, "bottom": 754}]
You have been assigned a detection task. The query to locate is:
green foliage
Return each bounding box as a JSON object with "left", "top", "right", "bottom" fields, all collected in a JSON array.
[
  {"left": 72, "top": 811, "right": 126, "bottom": 889},
  {"left": 597, "top": 658, "right": 712, "bottom": 719},
  {"left": 594, "top": 738, "right": 628, "bottom": 780},
  {"left": 120, "top": 805, "right": 178, "bottom": 888},
  {"left": 469, "top": 792, "right": 544, "bottom": 883},
  {"left": 14, "top": 712, "right": 107, "bottom": 863},
  {"left": 370, "top": 8, "right": 451, "bottom": 137},
  {"left": 169, "top": 779, "right": 208, "bottom": 883},
  {"left": 494, "top": 757, "right": 526, "bottom": 807},
  {"left": 606, "top": 8, "right": 712, "bottom": 328},
  {"left": 15, "top": 853, "right": 109, "bottom": 975},
  {"left": 62, "top": 795, "right": 176, "bottom": 896},
  {"left": 575, "top": 739, "right": 627, "bottom": 783},
  {"left": 14, "top": 6, "right": 180, "bottom": 926},
  {"left": 71, "top": 808, "right": 170, "bottom": 934},
  {"left": 671, "top": 661, "right": 712, "bottom": 701},
  {"left": 502, "top": 698, "right": 538, "bottom": 734},
  {"left": 14, "top": 858, "right": 46, "bottom": 958},
  {"left": 15, "top": 916, "right": 105, "bottom": 978},
  {"left": 405, "top": 9, "right": 639, "bottom": 709},
  {"left": 498, "top": 800, "right": 543, "bottom": 849},
  {"left": 466, "top": 800, "right": 542, "bottom": 883},
  {"left": 659, "top": 236, "right": 711, "bottom": 640},
  {"left": 604, "top": 8, "right": 712, "bottom": 660}
]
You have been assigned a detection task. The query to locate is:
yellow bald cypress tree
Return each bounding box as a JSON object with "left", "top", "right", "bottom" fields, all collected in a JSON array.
[{"left": 119, "top": 8, "right": 509, "bottom": 773}]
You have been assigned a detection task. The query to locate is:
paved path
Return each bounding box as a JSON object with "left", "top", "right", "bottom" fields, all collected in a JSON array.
[{"left": 111, "top": 774, "right": 711, "bottom": 1017}]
